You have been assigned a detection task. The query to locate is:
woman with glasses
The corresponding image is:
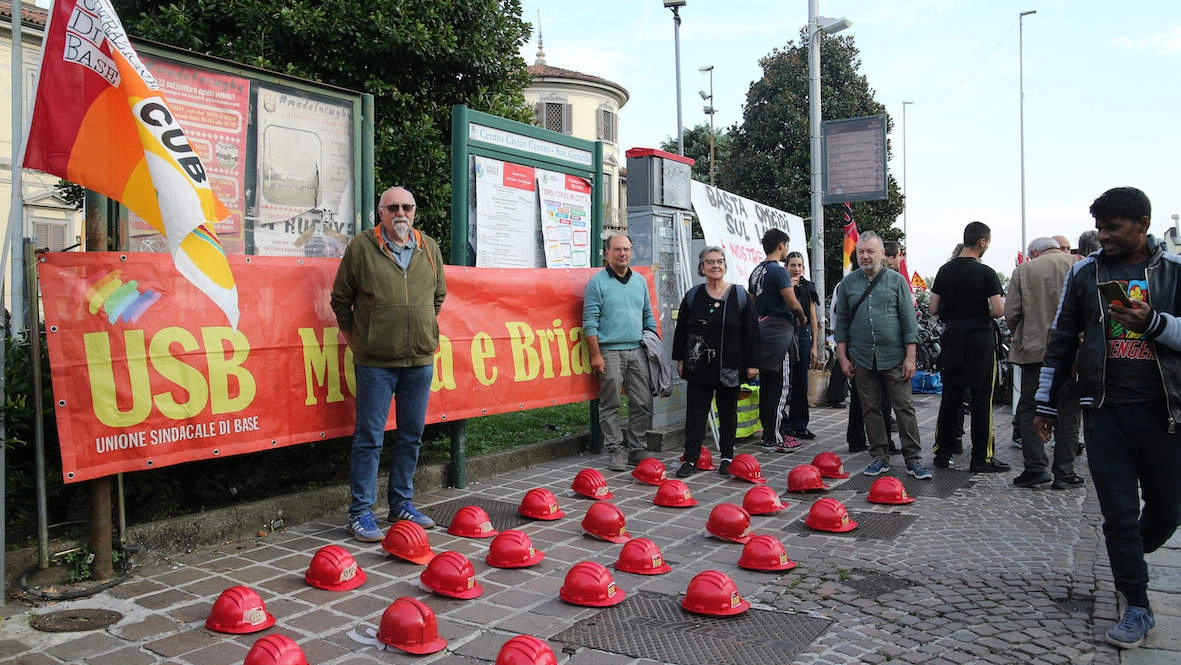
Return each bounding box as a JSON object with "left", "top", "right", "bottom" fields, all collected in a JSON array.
[
  {"left": 672, "top": 247, "right": 760, "bottom": 477},
  {"left": 785, "top": 251, "right": 821, "bottom": 439}
]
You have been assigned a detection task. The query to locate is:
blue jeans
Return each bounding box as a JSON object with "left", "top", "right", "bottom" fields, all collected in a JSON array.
[{"left": 349, "top": 364, "right": 433, "bottom": 517}]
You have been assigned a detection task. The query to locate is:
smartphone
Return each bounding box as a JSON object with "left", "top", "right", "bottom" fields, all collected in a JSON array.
[{"left": 1098, "top": 280, "right": 1132, "bottom": 307}]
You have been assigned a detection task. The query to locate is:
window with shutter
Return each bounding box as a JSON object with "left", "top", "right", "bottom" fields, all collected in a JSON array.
[
  {"left": 597, "top": 109, "right": 617, "bottom": 143},
  {"left": 543, "top": 102, "right": 566, "bottom": 134},
  {"left": 34, "top": 220, "right": 69, "bottom": 252}
]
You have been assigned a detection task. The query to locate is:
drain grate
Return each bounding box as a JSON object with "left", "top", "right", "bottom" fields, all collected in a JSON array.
[
  {"left": 784, "top": 511, "right": 917, "bottom": 540},
  {"left": 552, "top": 591, "right": 830, "bottom": 665},
  {"left": 840, "top": 568, "right": 916, "bottom": 598},
  {"left": 30, "top": 609, "right": 123, "bottom": 632},
  {"left": 426, "top": 495, "right": 531, "bottom": 530},
  {"left": 837, "top": 468, "right": 974, "bottom": 498}
]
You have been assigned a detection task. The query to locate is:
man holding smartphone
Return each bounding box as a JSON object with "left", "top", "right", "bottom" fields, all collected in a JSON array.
[{"left": 1035, "top": 187, "right": 1181, "bottom": 650}]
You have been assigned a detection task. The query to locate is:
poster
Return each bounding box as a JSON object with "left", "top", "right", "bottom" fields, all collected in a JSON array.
[
  {"left": 252, "top": 85, "right": 355, "bottom": 257},
  {"left": 473, "top": 156, "right": 540, "bottom": 267},
  {"left": 537, "top": 170, "right": 592, "bottom": 268},
  {"left": 690, "top": 181, "right": 808, "bottom": 285},
  {"left": 128, "top": 55, "right": 251, "bottom": 255}
]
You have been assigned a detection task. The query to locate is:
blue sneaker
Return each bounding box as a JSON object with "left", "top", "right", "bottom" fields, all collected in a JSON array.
[
  {"left": 390, "top": 500, "right": 436, "bottom": 529},
  {"left": 1106, "top": 606, "right": 1154, "bottom": 649},
  {"left": 907, "top": 461, "right": 933, "bottom": 480},
  {"left": 862, "top": 459, "right": 890, "bottom": 476},
  {"left": 347, "top": 511, "right": 384, "bottom": 543}
]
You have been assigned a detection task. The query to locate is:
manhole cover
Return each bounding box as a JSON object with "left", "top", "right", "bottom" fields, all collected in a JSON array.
[
  {"left": 427, "top": 495, "right": 531, "bottom": 530},
  {"left": 30, "top": 609, "right": 123, "bottom": 632},
  {"left": 785, "top": 511, "right": 917, "bottom": 539},
  {"left": 840, "top": 568, "right": 916, "bottom": 598},
  {"left": 552, "top": 591, "right": 830, "bottom": 665},
  {"left": 836, "top": 468, "right": 974, "bottom": 498}
]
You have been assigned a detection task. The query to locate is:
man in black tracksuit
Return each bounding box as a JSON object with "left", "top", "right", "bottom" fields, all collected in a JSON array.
[{"left": 1035, "top": 187, "right": 1181, "bottom": 650}]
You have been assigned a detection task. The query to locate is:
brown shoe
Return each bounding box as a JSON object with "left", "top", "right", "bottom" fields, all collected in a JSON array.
[
  {"left": 627, "top": 450, "right": 650, "bottom": 466},
  {"left": 607, "top": 449, "right": 628, "bottom": 472}
]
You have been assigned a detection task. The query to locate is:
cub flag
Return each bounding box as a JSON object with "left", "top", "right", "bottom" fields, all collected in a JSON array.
[
  {"left": 23, "top": 0, "right": 239, "bottom": 327},
  {"left": 841, "top": 203, "right": 859, "bottom": 275}
]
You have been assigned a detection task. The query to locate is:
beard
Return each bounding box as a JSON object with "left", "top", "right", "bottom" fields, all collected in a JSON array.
[{"left": 391, "top": 220, "right": 411, "bottom": 241}]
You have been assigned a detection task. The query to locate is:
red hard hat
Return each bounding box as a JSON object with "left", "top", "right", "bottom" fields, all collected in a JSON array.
[
  {"left": 679, "top": 446, "right": 716, "bottom": 470},
  {"left": 728, "top": 453, "right": 766, "bottom": 484},
  {"left": 631, "top": 458, "right": 667, "bottom": 486},
  {"left": 811, "top": 451, "right": 850, "bottom": 479},
  {"left": 495, "top": 635, "right": 558, "bottom": 665},
  {"left": 420, "top": 551, "right": 483, "bottom": 599},
  {"left": 304, "top": 544, "right": 367, "bottom": 591},
  {"left": 581, "top": 501, "right": 631, "bottom": 543},
  {"left": 737, "top": 535, "right": 798, "bottom": 572},
  {"left": 382, "top": 520, "right": 436, "bottom": 565},
  {"left": 805, "top": 497, "right": 858, "bottom": 533},
  {"left": 571, "top": 468, "right": 613, "bottom": 500},
  {"left": 244, "top": 635, "right": 309, "bottom": 665},
  {"left": 682, "top": 570, "right": 750, "bottom": 616},
  {"left": 653, "top": 479, "right": 697, "bottom": 507},
  {"left": 376, "top": 597, "right": 448, "bottom": 654},
  {"left": 787, "top": 464, "right": 830, "bottom": 492},
  {"left": 742, "top": 485, "right": 788, "bottom": 515},
  {"left": 559, "top": 561, "right": 626, "bottom": 607},
  {"left": 613, "top": 537, "right": 672, "bottom": 575},
  {"left": 705, "top": 503, "right": 753, "bottom": 544},
  {"left": 518, "top": 488, "right": 566, "bottom": 520},
  {"left": 486, "top": 530, "right": 545, "bottom": 568},
  {"left": 205, "top": 585, "right": 275, "bottom": 634},
  {"left": 867, "top": 476, "right": 915, "bottom": 505},
  {"left": 448, "top": 505, "right": 499, "bottom": 538}
]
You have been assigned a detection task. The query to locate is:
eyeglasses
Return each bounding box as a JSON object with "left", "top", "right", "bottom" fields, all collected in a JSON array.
[
  {"left": 383, "top": 203, "right": 416, "bottom": 213},
  {"left": 702, "top": 258, "right": 726, "bottom": 266}
]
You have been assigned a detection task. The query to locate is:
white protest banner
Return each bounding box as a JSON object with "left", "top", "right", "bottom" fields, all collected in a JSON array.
[{"left": 689, "top": 181, "right": 808, "bottom": 285}]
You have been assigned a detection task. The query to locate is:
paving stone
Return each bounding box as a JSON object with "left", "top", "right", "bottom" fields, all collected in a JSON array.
[
  {"left": 178, "top": 638, "right": 250, "bottom": 665},
  {"left": 5, "top": 652, "right": 58, "bottom": 665},
  {"left": 110, "top": 613, "right": 183, "bottom": 640},
  {"left": 143, "top": 629, "right": 221, "bottom": 658},
  {"left": 44, "top": 632, "right": 126, "bottom": 662},
  {"left": 136, "top": 588, "right": 200, "bottom": 611},
  {"left": 83, "top": 646, "right": 160, "bottom": 665},
  {"left": 0, "top": 639, "right": 31, "bottom": 658}
]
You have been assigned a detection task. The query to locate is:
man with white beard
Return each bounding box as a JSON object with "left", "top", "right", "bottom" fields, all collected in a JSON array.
[{"left": 331, "top": 186, "right": 447, "bottom": 541}]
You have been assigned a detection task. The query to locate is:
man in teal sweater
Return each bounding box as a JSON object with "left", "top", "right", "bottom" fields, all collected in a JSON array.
[{"left": 583, "top": 233, "right": 658, "bottom": 471}]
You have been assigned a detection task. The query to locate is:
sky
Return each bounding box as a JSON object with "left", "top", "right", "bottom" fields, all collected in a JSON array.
[{"left": 519, "top": 0, "right": 1181, "bottom": 281}]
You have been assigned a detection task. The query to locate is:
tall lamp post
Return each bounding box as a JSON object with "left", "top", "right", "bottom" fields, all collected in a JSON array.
[
  {"left": 699, "top": 65, "right": 716, "bottom": 185},
  {"left": 808, "top": 0, "right": 851, "bottom": 306},
  {"left": 1019, "top": 10, "right": 1036, "bottom": 256},
  {"left": 902, "top": 100, "right": 912, "bottom": 240},
  {"left": 665, "top": 1, "right": 687, "bottom": 155}
]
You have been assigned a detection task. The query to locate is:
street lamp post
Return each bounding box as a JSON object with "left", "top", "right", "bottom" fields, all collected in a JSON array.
[
  {"left": 699, "top": 65, "right": 716, "bottom": 186},
  {"left": 902, "top": 100, "right": 912, "bottom": 240},
  {"left": 808, "top": 0, "right": 851, "bottom": 306},
  {"left": 1019, "top": 10, "right": 1036, "bottom": 257},
  {"left": 665, "top": 1, "right": 687, "bottom": 155}
]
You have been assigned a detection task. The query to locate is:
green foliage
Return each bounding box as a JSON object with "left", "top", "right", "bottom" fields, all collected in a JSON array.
[
  {"left": 660, "top": 123, "right": 733, "bottom": 185},
  {"left": 719, "top": 32, "right": 905, "bottom": 295},
  {"left": 59, "top": 546, "right": 129, "bottom": 583},
  {"left": 419, "top": 402, "right": 588, "bottom": 464},
  {"left": 111, "top": 0, "right": 537, "bottom": 257}
]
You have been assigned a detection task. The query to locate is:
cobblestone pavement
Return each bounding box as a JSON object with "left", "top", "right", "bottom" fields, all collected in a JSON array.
[{"left": 2, "top": 394, "right": 1179, "bottom": 665}]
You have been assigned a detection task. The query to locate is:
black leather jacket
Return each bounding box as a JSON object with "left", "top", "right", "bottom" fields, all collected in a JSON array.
[{"left": 1036, "top": 237, "right": 1181, "bottom": 432}]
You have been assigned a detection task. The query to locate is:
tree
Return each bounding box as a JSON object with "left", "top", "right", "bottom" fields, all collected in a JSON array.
[
  {"left": 719, "top": 32, "right": 904, "bottom": 295},
  {"left": 659, "top": 123, "right": 732, "bottom": 185},
  {"left": 112, "top": 0, "right": 536, "bottom": 257}
]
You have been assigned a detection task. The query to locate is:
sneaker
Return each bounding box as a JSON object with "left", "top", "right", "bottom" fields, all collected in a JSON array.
[
  {"left": 776, "top": 436, "right": 804, "bottom": 453},
  {"left": 607, "top": 449, "right": 628, "bottom": 472},
  {"left": 347, "top": 511, "right": 384, "bottom": 542},
  {"left": 969, "top": 459, "right": 1011, "bottom": 473},
  {"left": 1106, "top": 606, "right": 1154, "bottom": 649},
  {"left": 862, "top": 459, "right": 890, "bottom": 476},
  {"left": 933, "top": 456, "right": 954, "bottom": 468},
  {"left": 907, "top": 461, "right": 933, "bottom": 480},
  {"left": 675, "top": 461, "right": 697, "bottom": 478},
  {"left": 1013, "top": 471, "right": 1052, "bottom": 488},
  {"left": 760, "top": 441, "right": 778, "bottom": 453},
  {"left": 390, "top": 501, "right": 436, "bottom": 529},
  {"left": 1011, "top": 438, "right": 1023, "bottom": 449},
  {"left": 718, "top": 459, "right": 732, "bottom": 475}
]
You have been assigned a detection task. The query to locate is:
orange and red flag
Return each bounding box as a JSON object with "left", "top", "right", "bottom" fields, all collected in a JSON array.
[{"left": 841, "top": 203, "right": 859, "bottom": 275}]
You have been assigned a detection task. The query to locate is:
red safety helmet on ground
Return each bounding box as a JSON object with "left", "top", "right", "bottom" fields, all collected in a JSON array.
[
  {"left": 205, "top": 585, "right": 275, "bottom": 634},
  {"left": 805, "top": 497, "right": 858, "bottom": 533},
  {"left": 495, "top": 635, "right": 558, "bottom": 665},
  {"left": 571, "top": 468, "right": 613, "bottom": 500},
  {"left": 653, "top": 479, "right": 698, "bottom": 507},
  {"left": 787, "top": 463, "right": 830, "bottom": 492},
  {"left": 486, "top": 530, "right": 545, "bottom": 568},
  {"left": 680, "top": 446, "right": 716, "bottom": 470},
  {"left": 382, "top": 520, "right": 436, "bottom": 565},
  {"left": 420, "top": 551, "right": 483, "bottom": 599},
  {"left": 682, "top": 570, "right": 750, "bottom": 616},
  {"left": 559, "top": 561, "right": 626, "bottom": 607},
  {"left": 742, "top": 485, "right": 788, "bottom": 515},
  {"left": 728, "top": 453, "right": 766, "bottom": 484},
  {"left": 518, "top": 488, "right": 566, "bottom": 520},
  {"left": 631, "top": 458, "right": 667, "bottom": 486},
  {"left": 376, "top": 597, "right": 448, "bottom": 654},
  {"left": 581, "top": 501, "right": 632, "bottom": 543},
  {"left": 811, "top": 451, "right": 850, "bottom": 479},
  {"left": 867, "top": 476, "right": 915, "bottom": 505},
  {"left": 613, "top": 537, "right": 672, "bottom": 575},
  {"left": 705, "top": 503, "right": 753, "bottom": 544},
  {"left": 448, "top": 505, "right": 499, "bottom": 538},
  {"left": 304, "top": 544, "right": 367, "bottom": 591},
  {"left": 244, "top": 635, "right": 309, "bottom": 665},
  {"left": 737, "top": 535, "right": 798, "bottom": 572}
]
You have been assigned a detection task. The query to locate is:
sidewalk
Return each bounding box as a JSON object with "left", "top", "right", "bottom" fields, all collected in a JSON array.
[{"left": 1, "top": 393, "right": 1177, "bottom": 665}]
